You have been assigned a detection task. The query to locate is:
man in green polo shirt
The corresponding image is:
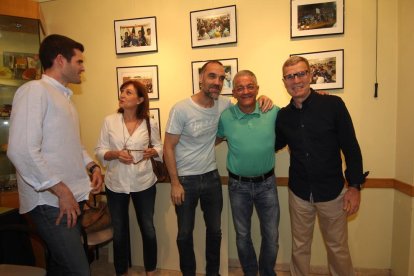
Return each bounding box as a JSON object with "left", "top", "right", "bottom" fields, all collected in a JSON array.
[{"left": 216, "top": 70, "right": 280, "bottom": 276}]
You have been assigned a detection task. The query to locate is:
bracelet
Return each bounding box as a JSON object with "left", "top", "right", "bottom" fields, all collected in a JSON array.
[{"left": 88, "top": 164, "right": 100, "bottom": 174}]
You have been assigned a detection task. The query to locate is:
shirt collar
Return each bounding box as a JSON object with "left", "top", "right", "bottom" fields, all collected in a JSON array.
[
  {"left": 234, "top": 102, "right": 260, "bottom": 119},
  {"left": 288, "top": 88, "right": 316, "bottom": 110},
  {"left": 41, "top": 74, "right": 74, "bottom": 99}
]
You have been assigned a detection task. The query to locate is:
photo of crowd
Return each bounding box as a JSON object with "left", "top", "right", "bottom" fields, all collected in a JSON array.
[
  {"left": 297, "top": 1, "right": 337, "bottom": 30},
  {"left": 122, "top": 75, "right": 154, "bottom": 94},
  {"left": 120, "top": 24, "right": 152, "bottom": 47},
  {"left": 196, "top": 13, "right": 231, "bottom": 40},
  {"left": 308, "top": 57, "right": 337, "bottom": 84}
]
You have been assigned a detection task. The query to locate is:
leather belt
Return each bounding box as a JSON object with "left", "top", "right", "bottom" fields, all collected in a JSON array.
[{"left": 228, "top": 169, "right": 274, "bottom": 183}]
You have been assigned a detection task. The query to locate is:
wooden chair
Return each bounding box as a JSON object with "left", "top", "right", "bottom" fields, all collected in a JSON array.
[{"left": 81, "top": 191, "right": 113, "bottom": 264}]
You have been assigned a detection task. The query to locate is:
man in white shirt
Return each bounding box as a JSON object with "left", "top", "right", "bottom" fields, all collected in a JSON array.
[{"left": 7, "top": 34, "right": 103, "bottom": 276}]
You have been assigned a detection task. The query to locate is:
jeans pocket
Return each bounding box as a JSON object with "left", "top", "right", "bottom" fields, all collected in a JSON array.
[{"left": 228, "top": 178, "right": 243, "bottom": 192}]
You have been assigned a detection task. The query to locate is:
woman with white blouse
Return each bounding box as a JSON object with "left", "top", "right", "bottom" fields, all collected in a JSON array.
[{"left": 95, "top": 80, "right": 162, "bottom": 276}]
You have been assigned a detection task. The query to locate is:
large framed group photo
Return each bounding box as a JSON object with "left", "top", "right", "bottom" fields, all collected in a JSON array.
[
  {"left": 191, "top": 58, "right": 238, "bottom": 95},
  {"left": 291, "top": 49, "right": 344, "bottom": 90},
  {"left": 190, "top": 5, "right": 237, "bottom": 48},
  {"left": 114, "top": 17, "right": 158, "bottom": 54},
  {"left": 291, "top": 0, "right": 344, "bottom": 38}
]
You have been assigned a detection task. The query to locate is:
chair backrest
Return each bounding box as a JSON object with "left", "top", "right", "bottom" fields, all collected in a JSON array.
[
  {"left": 0, "top": 224, "right": 49, "bottom": 269},
  {"left": 81, "top": 191, "right": 113, "bottom": 264}
]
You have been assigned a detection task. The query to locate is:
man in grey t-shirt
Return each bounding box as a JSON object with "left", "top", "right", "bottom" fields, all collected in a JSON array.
[{"left": 164, "top": 61, "right": 228, "bottom": 276}]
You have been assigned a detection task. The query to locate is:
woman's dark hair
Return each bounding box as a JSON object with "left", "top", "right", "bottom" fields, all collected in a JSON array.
[
  {"left": 39, "top": 34, "right": 84, "bottom": 70},
  {"left": 117, "top": 80, "right": 149, "bottom": 119}
]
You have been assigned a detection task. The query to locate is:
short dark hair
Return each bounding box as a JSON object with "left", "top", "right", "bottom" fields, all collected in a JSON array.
[
  {"left": 39, "top": 34, "right": 84, "bottom": 70},
  {"left": 199, "top": 60, "right": 223, "bottom": 76},
  {"left": 117, "top": 80, "right": 150, "bottom": 119}
]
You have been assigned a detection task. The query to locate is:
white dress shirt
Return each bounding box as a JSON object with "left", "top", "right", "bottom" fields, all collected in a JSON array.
[
  {"left": 95, "top": 113, "right": 163, "bottom": 193},
  {"left": 7, "top": 75, "right": 93, "bottom": 213}
]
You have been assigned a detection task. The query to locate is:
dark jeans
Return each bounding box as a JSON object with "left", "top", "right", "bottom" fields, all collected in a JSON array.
[
  {"left": 175, "top": 169, "right": 223, "bottom": 276},
  {"left": 28, "top": 203, "right": 90, "bottom": 276},
  {"left": 106, "top": 185, "right": 157, "bottom": 275},
  {"left": 229, "top": 174, "right": 280, "bottom": 276}
]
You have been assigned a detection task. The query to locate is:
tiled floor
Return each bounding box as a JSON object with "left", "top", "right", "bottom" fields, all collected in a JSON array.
[{"left": 90, "top": 249, "right": 391, "bottom": 276}]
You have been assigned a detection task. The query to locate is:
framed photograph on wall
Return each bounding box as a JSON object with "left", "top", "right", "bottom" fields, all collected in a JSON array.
[
  {"left": 290, "top": 49, "right": 344, "bottom": 90},
  {"left": 190, "top": 5, "right": 237, "bottom": 48},
  {"left": 114, "top": 17, "right": 158, "bottom": 54},
  {"left": 149, "top": 108, "right": 161, "bottom": 134},
  {"left": 191, "top": 58, "right": 238, "bottom": 95},
  {"left": 291, "top": 0, "right": 344, "bottom": 38},
  {"left": 116, "top": 65, "right": 159, "bottom": 100}
]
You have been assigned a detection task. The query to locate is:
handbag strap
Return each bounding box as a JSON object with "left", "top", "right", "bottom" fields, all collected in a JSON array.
[{"left": 145, "top": 117, "right": 153, "bottom": 148}]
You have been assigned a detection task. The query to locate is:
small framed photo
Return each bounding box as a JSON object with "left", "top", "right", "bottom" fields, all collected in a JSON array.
[
  {"left": 149, "top": 108, "right": 161, "bottom": 134},
  {"left": 116, "top": 65, "right": 159, "bottom": 100},
  {"left": 191, "top": 58, "right": 238, "bottom": 95},
  {"left": 114, "top": 17, "right": 158, "bottom": 54},
  {"left": 291, "top": 49, "right": 344, "bottom": 90},
  {"left": 190, "top": 5, "right": 237, "bottom": 48},
  {"left": 291, "top": 0, "right": 344, "bottom": 38}
]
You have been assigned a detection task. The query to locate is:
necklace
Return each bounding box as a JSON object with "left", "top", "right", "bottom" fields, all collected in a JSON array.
[{"left": 122, "top": 115, "right": 140, "bottom": 150}]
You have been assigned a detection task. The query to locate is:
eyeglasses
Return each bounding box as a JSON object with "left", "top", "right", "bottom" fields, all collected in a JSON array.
[
  {"left": 234, "top": 85, "right": 257, "bottom": 93},
  {"left": 283, "top": 70, "right": 309, "bottom": 81},
  {"left": 126, "top": 149, "right": 145, "bottom": 165}
]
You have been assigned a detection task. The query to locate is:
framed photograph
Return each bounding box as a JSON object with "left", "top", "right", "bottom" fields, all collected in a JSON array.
[
  {"left": 291, "top": 0, "right": 344, "bottom": 38},
  {"left": 291, "top": 49, "right": 344, "bottom": 90},
  {"left": 190, "top": 5, "right": 237, "bottom": 48},
  {"left": 116, "top": 65, "right": 159, "bottom": 100},
  {"left": 2, "top": 51, "right": 42, "bottom": 80},
  {"left": 149, "top": 108, "right": 161, "bottom": 134},
  {"left": 191, "top": 58, "right": 238, "bottom": 95},
  {"left": 114, "top": 17, "right": 158, "bottom": 54}
]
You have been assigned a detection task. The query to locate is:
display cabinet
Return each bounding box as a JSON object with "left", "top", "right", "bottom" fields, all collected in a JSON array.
[{"left": 0, "top": 14, "right": 42, "bottom": 192}]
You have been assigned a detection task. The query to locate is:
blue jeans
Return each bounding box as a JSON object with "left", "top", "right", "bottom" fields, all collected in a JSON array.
[
  {"left": 175, "top": 169, "right": 223, "bottom": 276},
  {"left": 228, "top": 174, "right": 280, "bottom": 276},
  {"left": 106, "top": 185, "right": 157, "bottom": 275},
  {"left": 28, "top": 203, "right": 90, "bottom": 276}
]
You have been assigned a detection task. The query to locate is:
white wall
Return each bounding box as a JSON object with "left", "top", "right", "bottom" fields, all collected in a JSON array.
[{"left": 39, "top": 0, "right": 401, "bottom": 274}]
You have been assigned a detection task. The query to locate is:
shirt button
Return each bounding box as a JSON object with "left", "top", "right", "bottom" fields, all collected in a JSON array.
[
  {"left": 301, "top": 124, "right": 305, "bottom": 128},
  {"left": 306, "top": 153, "right": 310, "bottom": 157}
]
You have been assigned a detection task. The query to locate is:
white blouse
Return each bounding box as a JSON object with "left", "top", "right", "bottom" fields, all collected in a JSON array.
[{"left": 95, "top": 113, "right": 163, "bottom": 193}]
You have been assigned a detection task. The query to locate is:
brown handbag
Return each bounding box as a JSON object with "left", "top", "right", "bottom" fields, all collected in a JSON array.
[
  {"left": 81, "top": 197, "right": 111, "bottom": 234},
  {"left": 145, "top": 118, "right": 170, "bottom": 183}
]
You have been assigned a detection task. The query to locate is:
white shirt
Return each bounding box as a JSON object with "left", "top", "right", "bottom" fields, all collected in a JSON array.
[
  {"left": 95, "top": 113, "right": 163, "bottom": 193},
  {"left": 165, "top": 96, "right": 231, "bottom": 176},
  {"left": 7, "top": 75, "right": 93, "bottom": 214}
]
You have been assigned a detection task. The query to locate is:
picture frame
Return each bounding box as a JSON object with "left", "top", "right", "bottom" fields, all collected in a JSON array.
[
  {"left": 191, "top": 58, "right": 238, "bottom": 95},
  {"left": 149, "top": 108, "right": 161, "bottom": 134},
  {"left": 291, "top": 49, "right": 344, "bottom": 90},
  {"left": 291, "top": 0, "right": 344, "bottom": 38},
  {"left": 116, "top": 65, "right": 159, "bottom": 100},
  {"left": 114, "top": 17, "right": 158, "bottom": 54},
  {"left": 190, "top": 5, "right": 237, "bottom": 48}
]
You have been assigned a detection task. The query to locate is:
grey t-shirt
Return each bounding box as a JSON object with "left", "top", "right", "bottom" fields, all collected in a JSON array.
[{"left": 166, "top": 96, "right": 231, "bottom": 176}]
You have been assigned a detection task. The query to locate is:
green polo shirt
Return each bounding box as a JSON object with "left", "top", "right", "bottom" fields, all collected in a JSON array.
[{"left": 217, "top": 102, "right": 279, "bottom": 176}]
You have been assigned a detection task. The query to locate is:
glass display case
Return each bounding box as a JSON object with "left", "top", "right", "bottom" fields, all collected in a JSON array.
[{"left": 0, "top": 15, "right": 41, "bottom": 191}]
